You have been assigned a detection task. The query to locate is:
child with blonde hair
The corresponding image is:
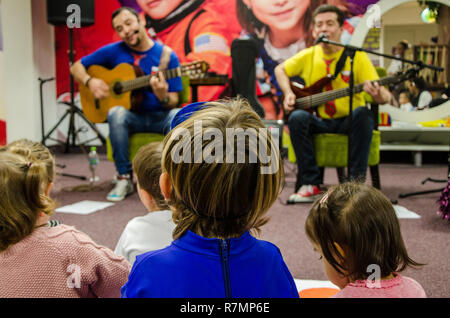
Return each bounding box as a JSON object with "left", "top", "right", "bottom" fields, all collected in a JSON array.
[
  {"left": 305, "top": 182, "right": 426, "bottom": 298},
  {"left": 122, "top": 98, "right": 299, "bottom": 298},
  {"left": 6, "top": 139, "right": 61, "bottom": 226},
  {"left": 115, "top": 142, "right": 175, "bottom": 264},
  {"left": 0, "top": 140, "right": 131, "bottom": 298}
]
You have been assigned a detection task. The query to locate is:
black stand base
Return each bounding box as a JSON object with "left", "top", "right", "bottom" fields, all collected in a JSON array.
[
  {"left": 42, "top": 101, "right": 106, "bottom": 153},
  {"left": 399, "top": 188, "right": 444, "bottom": 199}
]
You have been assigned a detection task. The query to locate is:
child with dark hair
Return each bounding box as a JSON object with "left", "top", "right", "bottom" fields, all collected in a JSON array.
[
  {"left": 115, "top": 142, "right": 175, "bottom": 264},
  {"left": 408, "top": 77, "right": 432, "bottom": 110},
  {"left": 305, "top": 182, "right": 426, "bottom": 298},
  {"left": 398, "top": 90, "right": 413, "bottom": 112},
  {"left": 121, "top": 98, "right": 299, "bottom": 298}
]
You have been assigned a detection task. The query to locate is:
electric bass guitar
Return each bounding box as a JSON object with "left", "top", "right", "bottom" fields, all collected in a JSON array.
[
  {"left": 289, "top": 68, "right": 418, "bottom": 111},
  {"left": 79, "top": 61, "right": 209, "bottom": 123}
]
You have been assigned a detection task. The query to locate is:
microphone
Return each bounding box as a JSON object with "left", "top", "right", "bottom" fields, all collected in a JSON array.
[{"left": 314, "top": 33, "right": 328, "bottom": 45}]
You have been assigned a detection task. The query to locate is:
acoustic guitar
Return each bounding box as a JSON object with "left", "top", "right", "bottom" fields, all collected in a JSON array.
[
  {"left": 79, "top": 61, "right": 209, "bottom": 123},
  {"left": 288, "top": 67, "right": 418, "bottom": 111}
]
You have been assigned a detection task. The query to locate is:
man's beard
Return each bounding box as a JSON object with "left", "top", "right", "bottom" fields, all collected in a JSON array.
[{"left": 128, "top": 36, "right": 141, "bottom": 48}]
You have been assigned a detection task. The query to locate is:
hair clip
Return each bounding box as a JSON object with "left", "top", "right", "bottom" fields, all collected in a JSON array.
[
  {"left": 26, "top": 162, "right": 32, "bottom": 168},
  {"left": 170, "top": 102, "right": 207, "bottom": 130},
  {"left": 319, "top": 192, "right": 329, "bottom": 205}
]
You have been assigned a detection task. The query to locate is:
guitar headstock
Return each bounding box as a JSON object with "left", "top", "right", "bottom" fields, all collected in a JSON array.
[{"left": 181, "top": 61, "right": 210, "bottom": 79}]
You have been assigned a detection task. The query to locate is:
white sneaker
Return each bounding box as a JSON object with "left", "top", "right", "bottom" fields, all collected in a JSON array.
[
  {"left": 107, "top": 178, "right": 134, "bottom": 202},
  {"left": 288, "top": 185, "right": 322, "bottom": 203}
]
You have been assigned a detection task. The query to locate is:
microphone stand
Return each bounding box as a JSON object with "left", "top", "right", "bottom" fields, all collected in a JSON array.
[{"left": 317, "top": 37, "right": 442, "bottom": 181}]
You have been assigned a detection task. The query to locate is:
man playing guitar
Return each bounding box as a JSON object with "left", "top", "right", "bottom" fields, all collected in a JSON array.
[
  {"left": 71, "top": 6, "right": 183, "bottom": 202},
  {"left": 275, "top": 4, "right": 391, "bottom": 203}
]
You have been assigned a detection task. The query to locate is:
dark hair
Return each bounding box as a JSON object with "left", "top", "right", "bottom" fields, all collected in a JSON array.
[
  {"left": 399, "top": 89, "right": 410, "bottom": 99},
  {"left": 236, "top": 0, "right": 349, "bottom": 47},
  {"left": 305, "top": 182, "right": 424, "bottom": 281},
  {"left": 398, "top": 40, "right": 409, "bottom": 50},
  {"left": 413, "top": 77, "right": 427, "bottom": 91},
  {"left": 133, "top": 142, "right": 168, "bottom": 210},
  {"left": 313, "top": 4, "right": 346, "bottom": 26},
  {"left": 111, "top": 6, "right": 140, "bottom": 27}
]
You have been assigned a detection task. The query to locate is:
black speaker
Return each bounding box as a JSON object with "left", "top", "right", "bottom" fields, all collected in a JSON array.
[
  {"left": 231, "top": 38, "right": 266, "bottom": 118},
  {"left": 47, "top": 0, "right": 95, "bottom": 27}
]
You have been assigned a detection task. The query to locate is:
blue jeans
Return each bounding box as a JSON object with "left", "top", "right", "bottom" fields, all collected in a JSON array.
[
  {"left": 288, "top": 106, "right": 374, "bottom": 188},
  {"left": 107, "top": 106, "right": 180, "bottom": 175}
]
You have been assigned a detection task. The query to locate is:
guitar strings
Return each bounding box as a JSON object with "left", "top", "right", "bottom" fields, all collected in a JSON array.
[
  {"left": 116, "top": 65, "right": 193, "bottom": 92},
  {"left": 295, "top": 76, "right": 396, "bottom": 108},
  {"left": 108, "top": 62, "right": 205, "bottom": 93}
]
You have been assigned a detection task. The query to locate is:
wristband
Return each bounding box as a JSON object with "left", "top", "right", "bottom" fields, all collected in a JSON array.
[{"left": 85, "top": 76, "right": 93, "bottom": 87}]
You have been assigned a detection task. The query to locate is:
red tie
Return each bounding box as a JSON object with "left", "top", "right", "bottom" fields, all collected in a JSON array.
[{"left": 323, "top": 58, "right": 337, "bottom": 118}]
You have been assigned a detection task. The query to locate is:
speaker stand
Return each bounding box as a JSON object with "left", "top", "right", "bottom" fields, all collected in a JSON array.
[{"left": 41, "top": 26, "right": 105, "bottom": 153}]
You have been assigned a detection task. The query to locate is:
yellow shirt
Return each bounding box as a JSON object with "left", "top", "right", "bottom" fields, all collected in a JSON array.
[{"left": 284, "top": 45, "right": 379, "bottom": 119}]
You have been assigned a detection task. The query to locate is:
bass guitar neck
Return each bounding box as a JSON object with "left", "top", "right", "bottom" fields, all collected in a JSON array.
[{"left": 292, "top": 69, "right": 418, "bottom": 110}]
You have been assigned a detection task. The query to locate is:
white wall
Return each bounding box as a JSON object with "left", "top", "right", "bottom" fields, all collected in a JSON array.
[
  {"left": 31, "top": 0, "right": 58, "bottom": 144},
  {"left": 382, "top": 1, "right": 426, "bottom": 25},
  {"left": 0, "top": 0, "right": 57, "bottom": 144},
  {"left": 0, "top": 0, "right": 5, "bottom": 122}
]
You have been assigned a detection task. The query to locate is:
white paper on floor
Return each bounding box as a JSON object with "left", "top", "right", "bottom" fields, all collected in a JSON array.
[
  {"left": 393, "top": 205, "right": 421, "bottom": 219},
  {"left": 55, "top": 200, "right": 114, "bottom": 215},
  {"left": 294, "top": 279, "right": 339, "bottom": 292}
]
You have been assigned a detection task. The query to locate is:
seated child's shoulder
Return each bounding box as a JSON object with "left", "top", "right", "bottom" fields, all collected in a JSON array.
[
  {"left": 41, "top": 224, "right": 126, "bottom": 261},
  {"left": 43, "top": 224, "right": 92, "bottom": 242},
  {"left": 401, "top": 275, "right": 427, "bottom": 297},
  {"left": 133, "top": 245, "right": 173, "bottom": 266},
  {"left": 241, "top": 235, "right": 285, "bottom": 261},
  {"left": 253, "top": 237, "right": 282, "bottom": 253}
]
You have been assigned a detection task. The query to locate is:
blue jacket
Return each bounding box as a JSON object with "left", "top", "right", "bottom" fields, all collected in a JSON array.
[{"left": 121, "top": 230, "right": 299, "bottom": 298}]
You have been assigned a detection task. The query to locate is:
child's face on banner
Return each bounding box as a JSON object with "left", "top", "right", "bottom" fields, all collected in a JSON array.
[
  {"left": 243, "top": 0, "right": 309, "bottom": 31},
  {"left": 137, "top": 0, "right": 183, "bottom": 20}
]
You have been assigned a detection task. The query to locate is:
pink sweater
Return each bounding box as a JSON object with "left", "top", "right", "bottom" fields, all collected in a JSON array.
[
  {"left": 0, "top": 225, "right": 131, "bottom": 298},
  {"left": 332, "top": 273, "right": 426, "bottom": 298}
]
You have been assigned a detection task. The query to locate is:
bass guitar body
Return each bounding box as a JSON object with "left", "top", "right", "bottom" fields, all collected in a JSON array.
[
  {"left": 79, "top": 63, "right": 143, "bottom": 123},
  {"left": 289, "top": 76, "right": 332, "bottom": 101},
  {"left": 284, "top": 76, "right": 332, "bottom": 120}
]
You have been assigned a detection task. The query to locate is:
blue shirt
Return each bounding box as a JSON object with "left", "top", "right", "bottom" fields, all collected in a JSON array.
[
  {"left": 81, "top": 41, "right": 183, "bottom": 112},
  {"left": 121, "top": 230, "right": 299, "bottom": 298}
]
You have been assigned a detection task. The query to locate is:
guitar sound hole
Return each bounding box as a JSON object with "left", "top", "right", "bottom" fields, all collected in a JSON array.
[{"left": 113, "top": 82, "right": 123, "bottom": 95}]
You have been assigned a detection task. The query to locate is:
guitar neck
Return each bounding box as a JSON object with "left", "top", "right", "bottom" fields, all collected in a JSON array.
[
  {"left": 296, "top": 75, "right": 398, "bottom": 109},
  {"left": 119, "top": 67, "right": 181, "bottom": 93}
]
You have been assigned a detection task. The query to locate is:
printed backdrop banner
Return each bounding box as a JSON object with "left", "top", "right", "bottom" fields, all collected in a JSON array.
[
  {"left": 0, "top": 2, "right": 5, "bottom": 146},
  {"left": 54, "top": 0, "right": 376, "bottom": 101}
]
